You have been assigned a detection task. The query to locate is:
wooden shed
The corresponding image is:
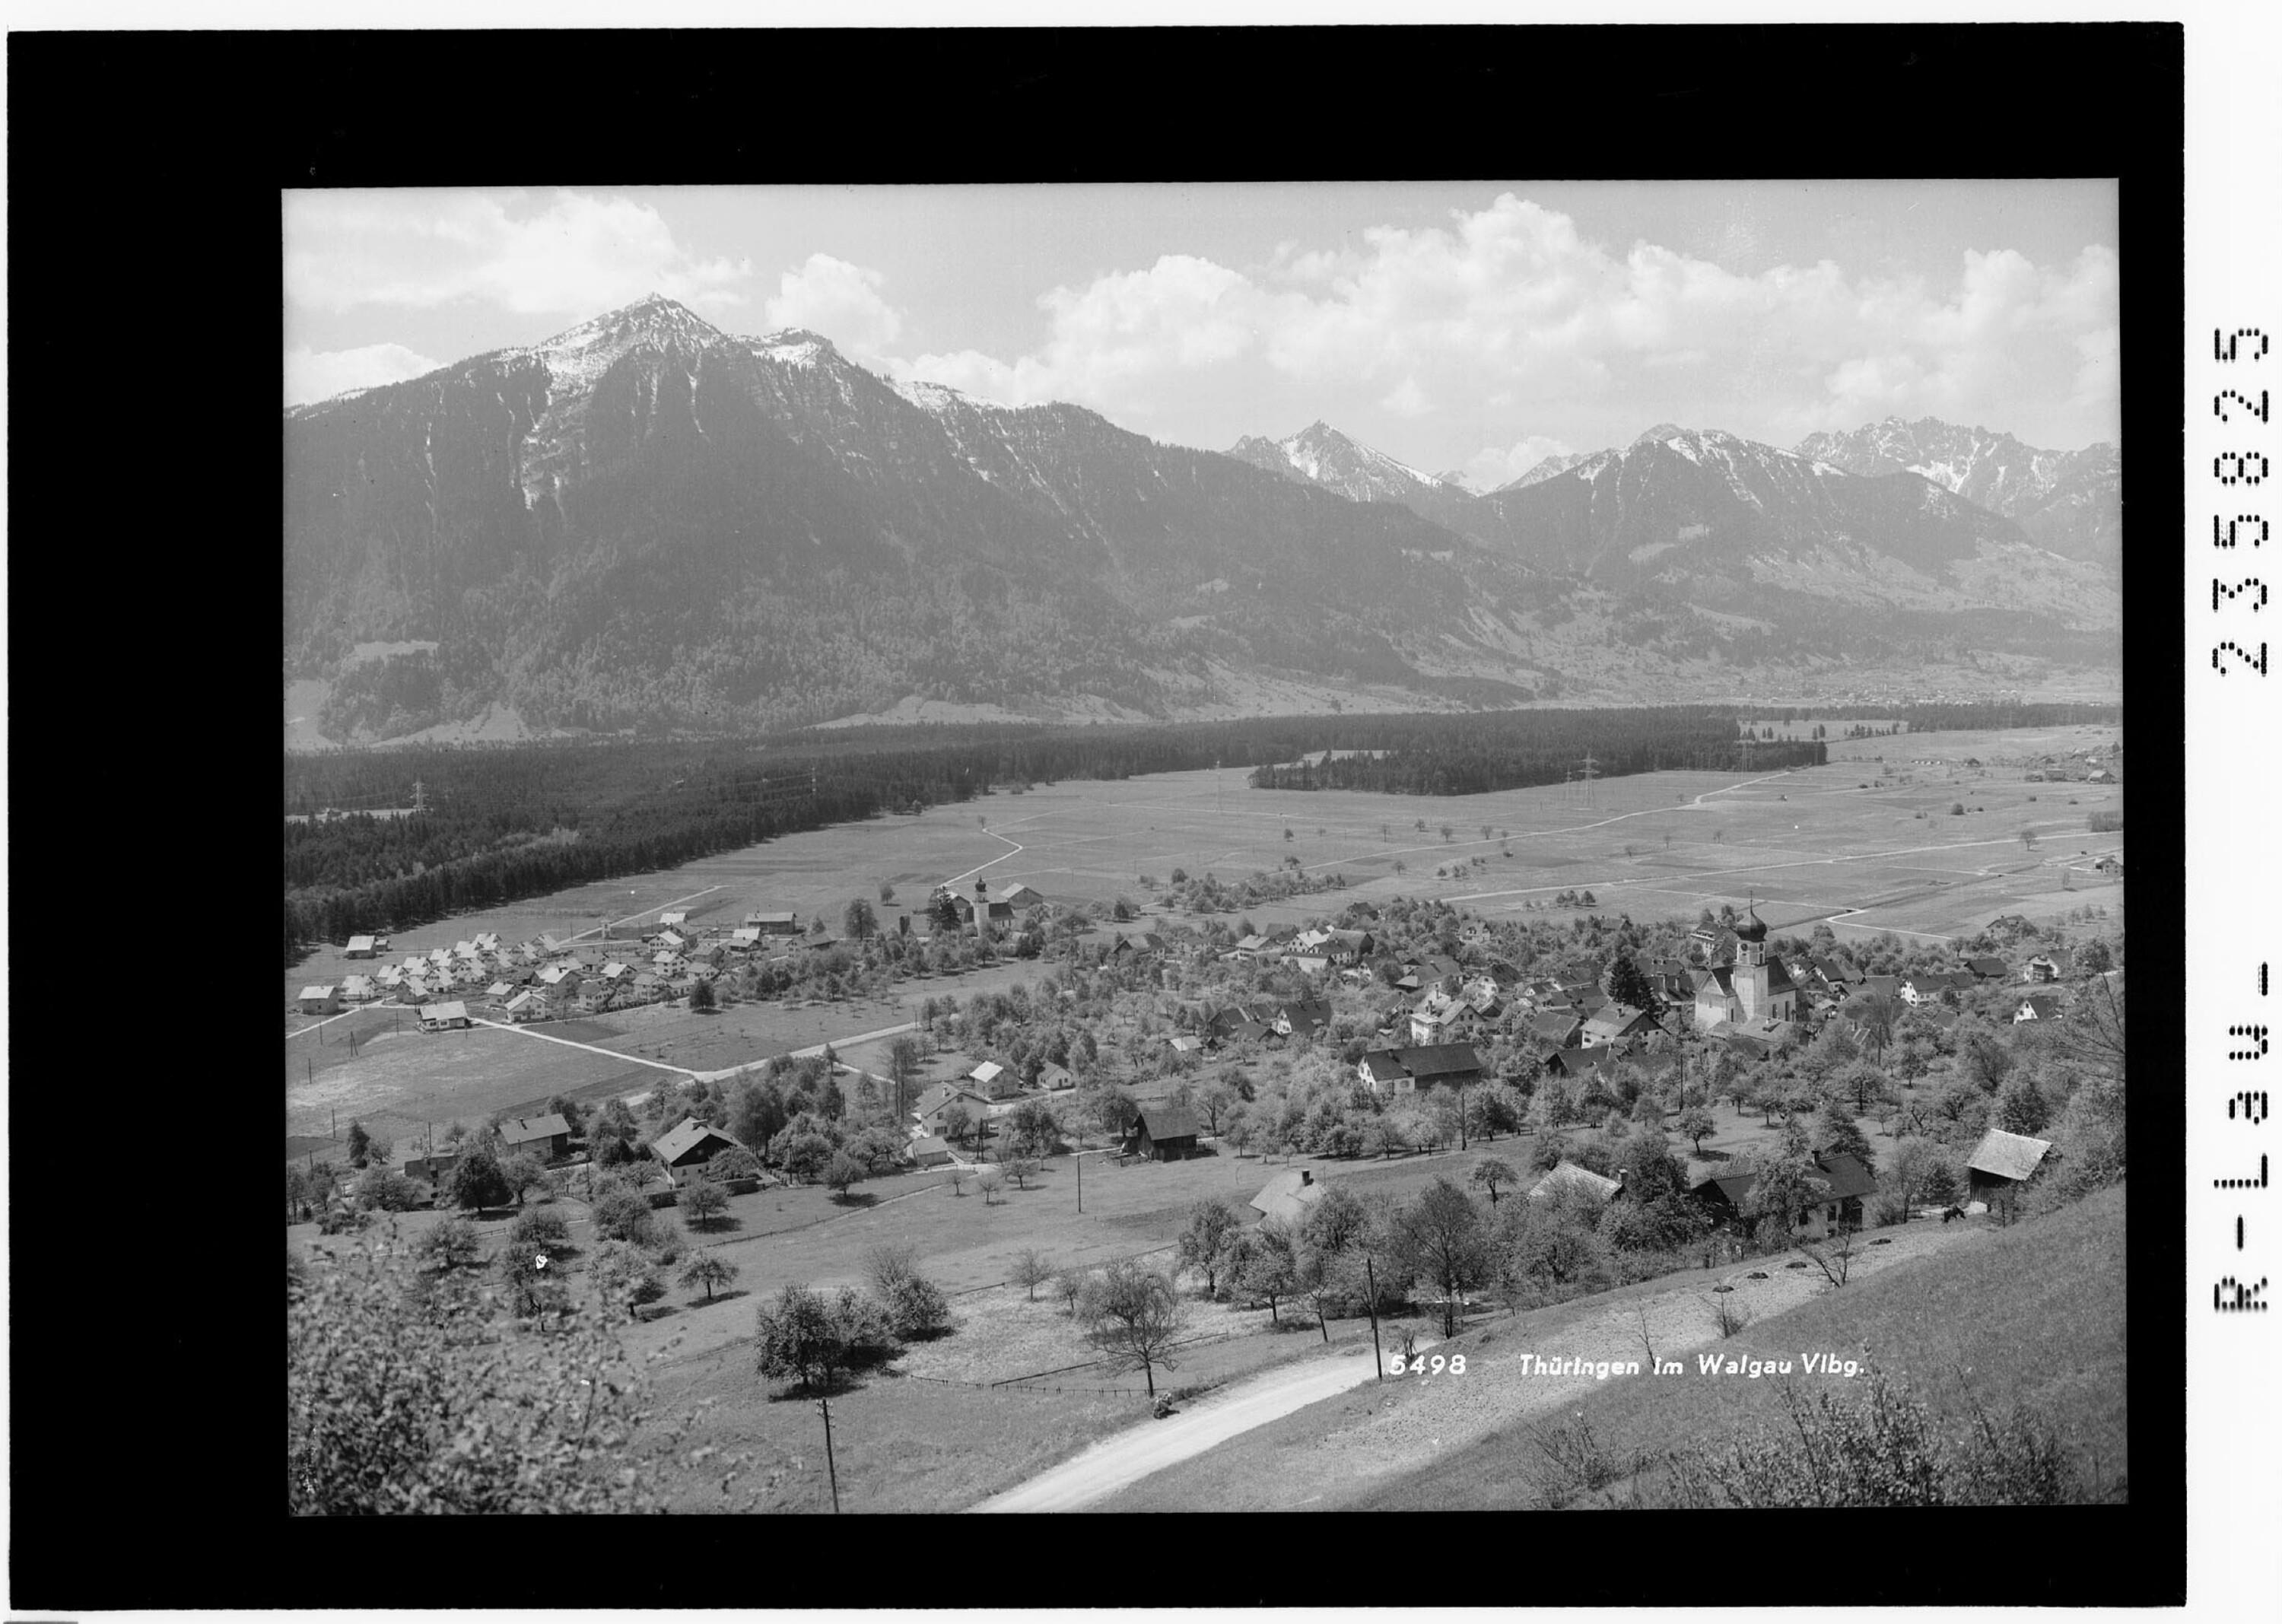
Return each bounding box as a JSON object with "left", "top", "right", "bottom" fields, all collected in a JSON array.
[{"left": 1124, "top": 1104, "right": 1201, "bottom": 1162}]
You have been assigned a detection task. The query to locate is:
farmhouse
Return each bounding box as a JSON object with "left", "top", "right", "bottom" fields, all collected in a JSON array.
[
  {"left": 2013, "top": 993, "right": 2064, "bottom": 1024},
  {"left": 656, "top": 911, "right": 689, "bottom": 932},
  {"left": 1967, "top": 1127, "right": 2054, "bottom": 1199},
  {"left": 499, "top": 1113, "right": 573, "bottom": 1162},
  {"left": 343, "top": 934, "right": 377, "bottom": 958},
  {"left": 914, "top": 1084, "right": 993, "bottom": 1136},
  {"left": 297, "top": 985, "right": 342, "bottom": 1015},
  {"left": 996, "top": 882, "right": 1046, "bottom": 912},
  {"left": 1250, "top": 1166, "right": 1327, "bottom": 1226},
  {"left": 745, "top": 912, "right": 802, "bottom": 935},
  {"left": 417, "top": 1000, "right": 472, "bottom": 1031},
  {"left": 1356, "top": 1043, "right": 1484, "bottom": 1095},
  {"left": 401, "top": 1146, "right": 460, "bottom": 1184},
  {"left": 1124, "top": 1104, "right": 1202, "bottom": 1161},
  {"left": 652, "top": 1117, "right": 743, "bottom": 1177},
  {"left": 1963, "top": 955, "right": 2010, "bottom": 982},
  {"left": 1690, "top": 1152, "right": 1877, "bottom": 1239}
]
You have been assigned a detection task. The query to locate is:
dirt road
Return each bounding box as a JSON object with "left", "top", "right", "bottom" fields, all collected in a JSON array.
[{"left": 967, "top": 1340, "right": 1417, "bottom": 1512}]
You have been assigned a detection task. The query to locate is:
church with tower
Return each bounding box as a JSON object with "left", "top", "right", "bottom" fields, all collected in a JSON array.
[{"left": 1691, "top": 904, "right": 1800, "bottom": 1031}]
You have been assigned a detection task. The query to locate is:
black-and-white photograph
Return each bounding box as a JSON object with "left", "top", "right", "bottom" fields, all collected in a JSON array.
[{"left": 281, "top": 173, "right": 2131, "bottom": 1520}]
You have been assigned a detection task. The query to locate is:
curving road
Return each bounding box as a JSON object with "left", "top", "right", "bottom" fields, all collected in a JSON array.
[{"left": 967, "top": 1340, "right": 1425, "bottom": 1513}]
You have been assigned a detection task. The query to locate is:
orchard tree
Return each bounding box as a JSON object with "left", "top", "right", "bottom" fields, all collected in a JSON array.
[
  {"left": 844, "top": 898, "right": 878, "bottom": 940},
  {"left": 824, "top": 1151, "right": 866, "bottom": 1202},
  {"left": 1391, "top": 1177, "right": 1492, "bottom": 1336},
  {"left": 1676, "top": 1105, "right": 1718, "bottom": 1154},
  {"left": 680, "top": 1180, "right": 730, "bottom": 1231},
  {"left": 681, "top": 1253, "right": 739, "bottom": 1304},
  {"left": 754, "top": 1284, "right": 849, "bottom": 1394},
  {"left": 452, "top": 1149, "right": 512, "bottom": 1212},
  {"left": 1178, "top": 1197, "right": 1244, "bottom": 1295},
  {"left": 1080, "top": 1261, "right": 1190, "bottom": 1397},
  {"left": 1468, "top": 1155, "right": 1520, "bottom": 1206},
  {"left": 1011, "top": 1248, "right": 1056, "bottom": 1301}
]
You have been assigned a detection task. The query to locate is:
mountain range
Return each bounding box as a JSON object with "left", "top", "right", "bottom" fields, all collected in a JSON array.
[{"left": 283, "top": 295, "right": 2121, "bottom": 742}]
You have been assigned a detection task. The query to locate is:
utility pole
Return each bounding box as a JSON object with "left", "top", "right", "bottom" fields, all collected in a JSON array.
[
  {"left": 816, "top": 1397, "right": 841, "bottom": 1513},
  {"left": 1365, "top": 1256, "right": 1385, "bottom": 1380},
  {"left": 1076, "top": 1146, "right": 1082, "bottom": 1214}
]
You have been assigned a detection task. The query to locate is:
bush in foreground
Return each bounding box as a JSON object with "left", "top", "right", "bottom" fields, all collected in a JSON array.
[{"left": 288, "top": 1235, "right": 673, "bottom": 1514}]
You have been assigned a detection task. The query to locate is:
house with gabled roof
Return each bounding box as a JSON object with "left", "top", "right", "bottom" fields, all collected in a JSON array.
[
  {"left": 1530, "top": 1009, "right": 1586, "bottom": 1050},
  {"left": 2013, "top": 993, "right": 2064, "bottom": 1024},
  {"left": 1356, "top": 1043, "right": 1483, "bottom": 1095},
  {"left": 1967, "top": 1127, "right": 2053, "bottom": 1198},
  {"left": 297, "top": 984, "right": 342, "bottom": 1015},
  {"left": 1582, "top": 1002, "right": 1658, "bottom": 1050},
  {"left": 1124, "top": 1104, "right": 1201, "bottom": 1161},
  {"left": 1546, "top": 1046, "right": 1610, "bottom": 1080},
  {"left": 340, "top": 974, "right": 377, "bottom": 1003},
  {"left": 1250, "top": 1166, "right": 1327, "bottom": 1225},
  {"left": 652, "top": 1117, "right": 742, "bottom": 1178},
  {"left": 343, "top": 934, "right": 377, "bottom": 959},
  {"left": 2023, "top": 949, "right": 2076, "bottom": 984},
  {"left": 503, "top": 990, "right": 542, "bottom": 1022},
  {"left": 499, "top": 1113, "right": 572, "bottom": 1162},
  {"left": 1530, "top": 1160, "right": 1623, "bottom": 1205},
  {"left": 1690, "top": 1152, "right": 1877, "bottom": 1239},
  {"left": 417, "top": 1000, "right": 472, "bottom": 1031}
]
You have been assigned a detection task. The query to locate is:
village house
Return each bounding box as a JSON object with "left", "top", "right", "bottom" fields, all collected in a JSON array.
[
  {"left": 1529, "top": 1160, "right": 1623, "bottom": 1205},
  {"left": 499, "top": 1113, "right": 573, "bottom": 1163},
  {"left": 655, "top": 930, "right": 691, "bottom": 956},
  {"left": 1963, "top": 955, "right": 2010, "bottom": 982},
  {"left": 1356, "top": 1043, "right": 1485, "bottom": 1095},
  {"left": 1035, "top": 1061, "right": 1076, "bottom": 1092},
  {"left": 652, "top": 1117, "right": 743, "bottom": 1181},
  {"left": 600, "top": 961, "right": 634, "bottom": 984},
  {"left": 2013, "top": 993, "right": 2064, "bottom": 1024},
  {"left": 343, "top": 934, "right": 377, "bottom": 959},
  {"left": 656, "top": 911, "right": 689, "bottom": 933},
  {"left": 417, "top": 1000, "right": 472, "bottom": 1032},
  {"left": 1581, "top": 1002, "right": 1659, "bottom": 1050},
  {"left": 401, "top": 1146, "right": 461, "bottom": 1186},
  {"left": 502, "top": 990, "right": 542, "bottom": 1022},
  {"left": 907, "top": 1135, "right": 954, "bottom": 1168},
  {"left": 1250, "top": 1166, "right": 1327, "bottom": 1226},
  {"left": 1530, "top": 1009, "right": 1587, "bottom": 1050},
  {"left": 1967, "top": 1127, "right": 2054, "bottom": 1202},
  {"left": 745, "top": 911, "right": 803, "bottom": 935},
  {"left": 1689, "top": 1152, "right": 1877, "bottom": 1239},
  {"left": 1124, "top": 1104, "right": 1202, "bottom": 1161},
  {"left": 340, "top": 974, "right": 377, "bottom": 1003},
  {"left": 913, "top": 1083, "right": 993, "bottom": 1138},
  {"left": 2023, "top": 949, "right": 2076, "bottom": 984},
  {"left": 996, "top": 882, "right": 1046, "bottom": 912},
  {"left": 1546, "top": 1046, "right": 1610, "bottom": 1081},
  {"left": 1898, "top": 970, "right": 1969, "bottom": 1008},
  {"left": 537, "top": 963, "right": 583, "bottom": 993},
  {"left": 297, "top": 984, "right": 342, "bottom": 1015},
  {"left": 485, "top": 980, "right": 516, "bottom": 1003}
]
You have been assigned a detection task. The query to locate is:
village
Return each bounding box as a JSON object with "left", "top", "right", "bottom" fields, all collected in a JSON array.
[{"left": 288, "top": 738, "right": 2128, "bottom": 1517}]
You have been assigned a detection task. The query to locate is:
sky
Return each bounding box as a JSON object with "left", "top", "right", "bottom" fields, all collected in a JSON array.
[{"left": 284, "top": 180, "right": 2120, "bottom": 488}]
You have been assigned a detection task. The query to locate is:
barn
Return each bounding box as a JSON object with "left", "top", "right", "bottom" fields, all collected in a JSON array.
[
  {"left": 1124, "top": 1104, "right": 1201, "bottom": 1162},
  {"left": 1967, "top": 1127, "right": 2053, "bottom": 1200}
]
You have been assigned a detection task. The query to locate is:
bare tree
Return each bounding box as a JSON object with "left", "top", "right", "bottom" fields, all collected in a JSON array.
[
  {"left": 1079, "top": 1260, "right": 1190, "bottom": 1397},
  {"left": 1011, "top": 1248, "right": 1055, "bottom": 1301}
]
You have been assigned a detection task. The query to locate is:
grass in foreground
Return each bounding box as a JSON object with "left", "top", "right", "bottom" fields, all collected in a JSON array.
[{"left": 1352, "top": 1182, "right": 2128, "bottom": 1508}]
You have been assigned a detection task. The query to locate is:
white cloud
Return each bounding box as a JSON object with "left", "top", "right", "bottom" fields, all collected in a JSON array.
[
  {"left": 285, "top": 190, "right": 753, "bottom": 318},
  {"left": 904, "top": 254, "right": 1273, "bottom": 416},
  {"left": 904, "top": 193, "right": 2121, "bottom": 452},
  {"left": 284, "top": 342, "right": 443, "bottom": 407},
  {"left": 763, "top": 253, "right": 903, "bottom": 358}
]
